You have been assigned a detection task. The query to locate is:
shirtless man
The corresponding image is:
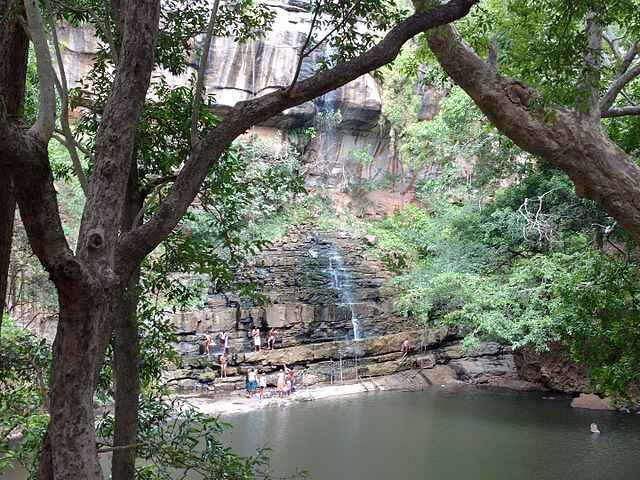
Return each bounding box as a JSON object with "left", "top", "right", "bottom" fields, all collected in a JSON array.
[
  {"left": 219, "top": 353, "right": 228, "bottom": 378},
  {"left": 401, "top": 339, "right": 410, "bottom": 360},
  {"left": 203, "top": 333, "right": 213, "bottom": 355},
  {"left": 267, "top": 328, "right": 277, "bottom": 350}
]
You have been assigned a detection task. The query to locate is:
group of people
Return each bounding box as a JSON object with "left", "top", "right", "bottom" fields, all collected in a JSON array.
[
  {"left": 202, "top": 326, "right": 281, "bottom": 379},
  {"left": 250, "top": 326, "right": 278, "bottom": 352},
  {"left": 245, "top": 364, "right": 295, "bottom": 400}
]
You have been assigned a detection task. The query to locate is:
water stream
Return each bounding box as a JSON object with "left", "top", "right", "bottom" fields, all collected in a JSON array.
[{"left": 325, "top": 245, "right": 362, "bottom": 340}]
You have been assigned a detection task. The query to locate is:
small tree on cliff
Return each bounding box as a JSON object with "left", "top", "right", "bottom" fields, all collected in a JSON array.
[{"left": 0, "top": 0, "right": 479, "bottom": 478}]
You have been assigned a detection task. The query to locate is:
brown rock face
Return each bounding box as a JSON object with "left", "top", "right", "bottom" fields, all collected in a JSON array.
[{"left": 513, "top": 343, "right": 591, "bottom": 394}]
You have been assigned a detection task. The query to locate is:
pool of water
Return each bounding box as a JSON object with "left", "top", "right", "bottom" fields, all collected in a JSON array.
[
  {"left": 224, "top": 388, "right": 640, "bottom": 480},
  {"left": 3, "top": 387, "right": 640, "bottom": 480}
]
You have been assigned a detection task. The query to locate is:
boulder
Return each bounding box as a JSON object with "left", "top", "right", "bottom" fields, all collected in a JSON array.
[{"left": 571, "top": 394, "right": 616, "bottom": 411}]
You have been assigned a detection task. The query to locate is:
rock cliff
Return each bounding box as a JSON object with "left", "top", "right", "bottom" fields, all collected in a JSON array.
[
  {"left": 57, "top": 0, "right": 392, "bottom": 185},
  {"left": 167, "top": 226, "right": 538, "bottom": 394}
]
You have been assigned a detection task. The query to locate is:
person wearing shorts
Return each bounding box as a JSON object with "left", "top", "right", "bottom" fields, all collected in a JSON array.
[
  {"left": 267, "top": 328, "right": 277, "bottom": 350},
  {"left": 252, "top": 327, "right": 261, "bottom": 352},
  {"left": 246, "top": 368, "right": 258, "bottom": 397},
  {"left": 276, "top": 368, "right": 286, "bottom": 398},
  {"left": 259, "top": 371, "right": 267, "bottom": 400},
  {"left": 219, "top": 353, "right": 228, "bottom": 378}
]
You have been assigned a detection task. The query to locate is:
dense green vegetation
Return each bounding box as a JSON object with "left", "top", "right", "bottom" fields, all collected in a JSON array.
[
  {"left": 2, "top": 0, "right": 640, "bottom": 477},
  {"left": 366, "top": 83, "right": 640, "bottom": 400}
]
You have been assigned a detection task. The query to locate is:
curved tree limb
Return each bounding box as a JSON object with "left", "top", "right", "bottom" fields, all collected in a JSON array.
[
  {"left": 49, "top": 18, "right": 89, "bottom": 194},
  {"left": 600, "top": 61, "right": 640, "bottom": 112},
  {"left": 23, "top": 0, "right": 56, "bottom": 142},
  {"left": 427, "top": 25, "right": 640, "bottom": 245}
]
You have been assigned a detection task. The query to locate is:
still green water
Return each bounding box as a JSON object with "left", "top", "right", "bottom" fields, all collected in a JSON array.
[
  {"left": 224, "top": 388, "right": 640, "bottom": 480},
  {"left": 3, "top": 388, "right": 640, "bottom": 479}
]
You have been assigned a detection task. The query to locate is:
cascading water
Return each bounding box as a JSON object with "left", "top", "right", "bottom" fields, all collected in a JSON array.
[{"left": 323, "top": 244, "right": 363, "bottom": 341}]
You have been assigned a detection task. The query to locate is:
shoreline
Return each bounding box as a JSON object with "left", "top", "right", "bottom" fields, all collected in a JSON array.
[{"left": 178, "top": 371, "right": 549, "bottom": 417}]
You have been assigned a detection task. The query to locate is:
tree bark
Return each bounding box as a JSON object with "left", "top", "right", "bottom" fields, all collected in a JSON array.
[
  {"left": 111, "top": 270, "right": 140, "bottom": 480},
  {"left": 0, "top": 0, "right": 28, "bottom": 328},
  {"left": 427, "top": 25, "right": 640, "bottom": 245},
  {"left": 111, "top": 169, "right": 143, "bottom": 480},
  {"left": 48, "top": 287, "right": 115, "bottom": 479},
  {"left": 0, "top": 182, "right": 15, "bottom": 326}
]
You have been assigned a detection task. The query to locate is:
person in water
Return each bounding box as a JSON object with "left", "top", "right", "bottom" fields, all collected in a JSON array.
[
  {"left": 203, "top": 333, "right": 213, "bottom": 355},
  {"left": 251, "top": 326, "right": 262, "bottom": 352},
  {"left": 259, "top": 370, "right": 267, "bottom": 400},
  {"left": 267, "top": 328, "right": 278, "bottom": 350}
]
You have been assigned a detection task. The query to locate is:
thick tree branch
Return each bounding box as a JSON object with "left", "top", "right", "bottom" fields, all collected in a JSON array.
[
  {"left": 427, "top": 25, "right": 640, "bottom": 245},
  {"left": 116, "top": 0, "right": 479, "bottom": 268},
  {"left": 190, "top": 0, "right": 220, "bottom": 146},
  {"left": 77, "top": 0, "right": 160, "bottom": 268},
  {"left": 1, "top": 1, "right": 77, "bottom": 288},
  {"left": 584, "top": 10, "right": 602, "bottom": 117},
  {"left": 23, "top": 0, "right": 56, "bottom": 142},
  {"left": 50, "top": 19, "right": 89, "bottom": 194}
]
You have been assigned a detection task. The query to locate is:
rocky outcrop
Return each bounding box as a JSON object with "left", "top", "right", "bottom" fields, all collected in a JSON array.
[
  {"left": 513, "top": 343, "right": 591, "bottom": 394},
  {"left": 166, "top": 325, "right": 541, "bottom": 394}
]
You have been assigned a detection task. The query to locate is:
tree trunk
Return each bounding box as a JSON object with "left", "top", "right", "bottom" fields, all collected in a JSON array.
[
  {"left": 0, "top": 0, "right": 28, "bottom": 329},
  {"left": 0, "top": 182, "right": 15, "bottom": 326},
  {"left": 111, "top": 270, "right": 141, "bottom": 480},
  {"left": 111, "top": 172, "right": 143, "bottom": 480},
  {"left": 45, "top": 289, "right": 115, "bottom": 479}
]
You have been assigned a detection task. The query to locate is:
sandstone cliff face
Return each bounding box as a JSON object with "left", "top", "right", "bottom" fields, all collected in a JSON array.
[{"left": 57, "top": 0, "right": 391, "bottom": 183}]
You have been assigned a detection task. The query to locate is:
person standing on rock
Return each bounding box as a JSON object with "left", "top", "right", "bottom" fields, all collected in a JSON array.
[
  {"left": 219, "top": 330, "right": 230, "bottom": 354},
  {"left": 276, "top": 367, "right": 286, "bottom": 398},
  {"left": 219, "top": 353, "right": 228, "bottom": 378},
  {"left": 252, "top": 326, "right": 262, "bottom": 352},
  {"left": 267, "top": 328, "right": 278, "bottom": 350},
  {"left": 246, "top": 368, "right": 258, "bottom": 398},
  {"left": 203, "top": 333, "right": 213, "bottom": 356},
  {"left": 259, "top": 370, "right": 268, "bottom": 400},
  {"left": 401, "top": 339, "right": 410, "bottom": 360}
]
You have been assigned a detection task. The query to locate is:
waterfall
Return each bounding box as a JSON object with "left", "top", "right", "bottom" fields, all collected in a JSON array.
[{"left": 324, "top": 244, "right": 363, "bottom": 341}]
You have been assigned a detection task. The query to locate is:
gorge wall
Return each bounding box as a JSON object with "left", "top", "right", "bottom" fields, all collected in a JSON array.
[{"left": 57, "top": 0, "right": 399, "bottom": 192}]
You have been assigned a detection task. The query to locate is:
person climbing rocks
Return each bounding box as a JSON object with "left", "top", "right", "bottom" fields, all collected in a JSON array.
[
  {"left": 268, "top": 328, "right": 278, "bottom": 350},
  {"left": 259, "top": 370, "right": 267, "bottom": 400},
  {"left": 251, "top": 326, "right": 262, "bottom": 352},
  {"left": 203, "top": 333, "right": 213, "bottom": 355},
  {"left": 401, "top": 339, "right": 410, "bottom": 360},
  {"left": 219, "top": 353, "right": 228, "bottom": 378},
  {"left": 219, "top": 330, "right": 230, "bottom": 354}
]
